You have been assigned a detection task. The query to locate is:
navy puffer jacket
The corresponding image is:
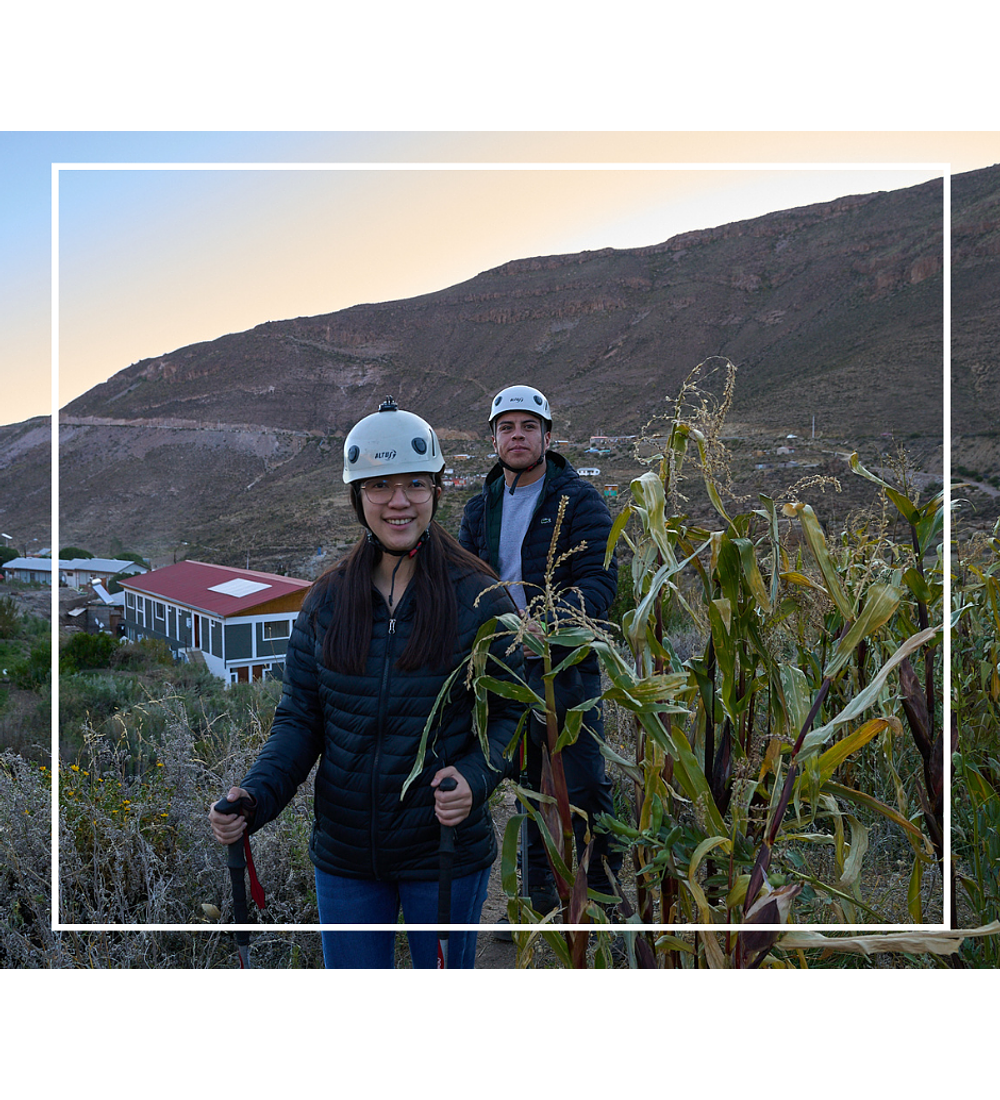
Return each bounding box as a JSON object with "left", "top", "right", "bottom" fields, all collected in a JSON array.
[{"left": 240, "top": 563, "right": 522, "bottom": 882}]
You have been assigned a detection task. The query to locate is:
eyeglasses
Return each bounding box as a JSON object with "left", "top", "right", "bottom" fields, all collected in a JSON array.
[{"left": 360, "top": 476, "right": 435, "bottom": 504}]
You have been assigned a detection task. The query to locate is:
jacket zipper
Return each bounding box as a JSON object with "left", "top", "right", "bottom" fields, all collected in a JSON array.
[{"left": 370, "top": 613, "right": 396, "bottom": 880}]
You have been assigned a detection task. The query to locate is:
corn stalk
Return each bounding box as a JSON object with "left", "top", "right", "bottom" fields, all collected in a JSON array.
[{"left": 595, "top": 361, "right": 945, "bottom": 965}]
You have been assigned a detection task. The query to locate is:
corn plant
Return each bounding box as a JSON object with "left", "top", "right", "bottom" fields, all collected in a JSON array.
[
  {"left": 430, "top": 360, "right": 948, "bottom": 966},
  {"left": 951, "top": 524, "right": 1000, "bottom": 965},
  {"left": 493, "top": 362, "right": 946, "bottom": 964},
  {"left": 581, "top": 362, "right": 939, "bottom": 964},
  {"left": 410, "top": 495, "right": 683, "bottom": 967}
]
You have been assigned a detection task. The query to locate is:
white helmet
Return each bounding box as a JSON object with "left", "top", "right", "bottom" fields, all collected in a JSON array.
[
  {"left": 342, "top": 397, "right": 445, "bottom": 483},
  {"left": 489, "top": 385, "right": 552, "bottom": 431}
]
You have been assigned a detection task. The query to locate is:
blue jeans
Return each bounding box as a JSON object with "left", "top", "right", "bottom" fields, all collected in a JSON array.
[{"left": 314, "top": 866, "right": 490, "bottom": 969}]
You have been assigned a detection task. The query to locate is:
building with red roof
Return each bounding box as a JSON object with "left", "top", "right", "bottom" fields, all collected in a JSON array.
[{"left": 119, "top": 560, "right": 312, "bottom": 684}]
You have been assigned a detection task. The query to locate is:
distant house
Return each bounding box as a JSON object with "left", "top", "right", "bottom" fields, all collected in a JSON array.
[
  {"left": 3, "top": 557, "right": 60, "bottom": 585},
  {"left": 118, "top": 560, "right": 312, "bottom": 684},
  {"left": 2, "top": 556, "right": 148, "bottom": 587},
  {"left": 60, "top": 558, "right": 148, "bottom": 587}
]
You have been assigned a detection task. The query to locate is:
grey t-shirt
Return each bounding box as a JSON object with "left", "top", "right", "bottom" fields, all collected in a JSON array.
[{"left": 497, "top": 476, "right": 545, "bottom": 612}]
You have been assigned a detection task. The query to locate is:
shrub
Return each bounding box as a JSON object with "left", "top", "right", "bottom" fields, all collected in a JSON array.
[
  {"left": 3, "top": 685, "right": 325, "bottom": 968},
  {"left": 9, "top": 639, "right": 50, "bottom": 692},
  {"left": 0, "top": 595, "right": 21, "bottom": 639},
  {"left": 60, "top": 631, "right": 118, "bottom": 674}
]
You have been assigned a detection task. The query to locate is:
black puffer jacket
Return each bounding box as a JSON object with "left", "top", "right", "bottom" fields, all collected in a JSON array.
[
  {"left": 240, "top": 564, "right": 522, "bottom": 882},
  {"left": 458, "top": 451, "right": 618, "bottom": 635}
]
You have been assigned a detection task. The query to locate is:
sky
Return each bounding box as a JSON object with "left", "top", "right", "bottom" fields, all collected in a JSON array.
[{"left": 2, "top": 131, "right": 997, "bottom": 428}]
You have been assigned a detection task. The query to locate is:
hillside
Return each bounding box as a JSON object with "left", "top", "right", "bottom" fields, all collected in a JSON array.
[
  {"left": 949, "top": 164, "right": 1000, "bottom": 516},
  {"left": 64, "top": 178, "right": 946, "bottom": 440},
  {"left": 4, "top": 165, "right": 990, "bottom": 572}
]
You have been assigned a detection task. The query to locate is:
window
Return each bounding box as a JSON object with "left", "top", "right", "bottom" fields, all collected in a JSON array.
[
  {"left": 154, "top": 602, "right": 165, "bottom": 622},
  {"left": 263, "top": 620, "right": 290, "bottom": 640}
]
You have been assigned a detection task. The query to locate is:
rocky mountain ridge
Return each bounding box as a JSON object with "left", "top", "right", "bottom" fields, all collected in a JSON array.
[{"left": 4, "top": 164, "right": 995, "bottom": 571}]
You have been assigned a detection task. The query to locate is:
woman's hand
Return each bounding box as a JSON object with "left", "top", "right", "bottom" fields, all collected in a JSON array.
[
  {"left": 432, "top": 768, "right": 472, "bottom": 827},
  {"left": 208, "top": 786, "right": 251, "bottom": 845}
]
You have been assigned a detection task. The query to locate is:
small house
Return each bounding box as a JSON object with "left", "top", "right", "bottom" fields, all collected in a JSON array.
[
  {"left": 3, "top": 556, "right": 60, "bottom": 585},
  {"left": 61, "top": 558, "right": 148, "bottom": 588},
  {"left": 119, "top": 560, "right": 311, "bottom": 684}
]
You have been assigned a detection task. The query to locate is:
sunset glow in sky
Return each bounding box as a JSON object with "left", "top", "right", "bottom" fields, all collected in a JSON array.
[{"left": 2, "top": 131, "right": 997, "bottom": 427}]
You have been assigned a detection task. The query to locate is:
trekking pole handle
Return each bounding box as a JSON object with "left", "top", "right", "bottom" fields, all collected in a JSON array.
[
  {"left": 214, "top": 794, "right": 253, "bottom": 816},
  {"left": 438, "top": 776, "right": 458, "bottom": 852},
  {"left": 214, "top": 795, "right": 253, "bottom": 869}
]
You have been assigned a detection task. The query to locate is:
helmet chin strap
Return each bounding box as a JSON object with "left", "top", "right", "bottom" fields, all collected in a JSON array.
[
  {"left": 497, "top": 451, "right": 545, "bottom": 496},
  {"left": 365, "top": 526, "right": 430, "bottom": 610},
  {"left": 365, "top": 526, "right": 430, "bottom": 559}
]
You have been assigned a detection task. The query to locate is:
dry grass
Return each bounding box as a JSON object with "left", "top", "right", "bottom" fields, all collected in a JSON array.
[{"left": 1, "top": 690, "right": 325, "bottom": 968}]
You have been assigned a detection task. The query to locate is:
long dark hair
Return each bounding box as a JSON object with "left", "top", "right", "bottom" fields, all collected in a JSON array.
[{"left": 311, "top": 518, "right": 498, "bottom": 676}]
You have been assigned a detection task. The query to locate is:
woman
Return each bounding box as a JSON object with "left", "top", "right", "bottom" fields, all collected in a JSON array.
[{"left": 209, "top": 398, "right": 522, "bottom": 968}]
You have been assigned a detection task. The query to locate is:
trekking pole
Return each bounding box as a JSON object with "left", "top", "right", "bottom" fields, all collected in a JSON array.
[
  {"left": 213, "top": 794, "right": 266, "bottom": 969},
  {"left": 436, "top": 776, "right": 458, "bottom": 969}
]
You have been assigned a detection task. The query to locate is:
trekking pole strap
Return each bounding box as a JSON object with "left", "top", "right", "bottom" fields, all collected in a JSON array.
[{"left": 216, "top": 795, "right": 266, "bottom": 911}]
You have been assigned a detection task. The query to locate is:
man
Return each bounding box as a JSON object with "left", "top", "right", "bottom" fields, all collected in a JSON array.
[{"left": 459, "top": 384, "right": 621, "bottom": 920}]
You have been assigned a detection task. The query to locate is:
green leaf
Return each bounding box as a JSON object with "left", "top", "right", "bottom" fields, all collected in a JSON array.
[
  {"left": 757, "top": 494, "right": 782, "bottom": 609},
  {"left": 779, "top": 663, "right": 814, "bottom": 740},
  {"left": 546, "top": 626, "right": 596, "bottom": 648},
  {"left": 822, "top": 781, "right": 931, "bottom": 849},
  {"left": 735, "top": 536, "right": 772, "bottom": 613},
  {"left": 630, "top": 470, "right": 674, "bottom": 562},
  {"left": 547, "top": 644, "right": 595, "bottom": 678},
  {"left": 687, "top": 426, "right": 733, "bottom": 525},
  {"left": 848, "top": 454, "right": 919, "bottom": 523},
  {"left": 914, "top": 495, "right": 944, "bottom": 555},
  {"left": 901, "top": 567, "right": 938, "bottom": 606},
  {"left": 822, "top": 584, "right": 901, "bottom": 678},
  {"left": 799, "top": 627, "right": 938, "bottom": 756},
  {"left": 475, "top": 674, "right": 540, "bottom": 705},
  {"left": 813, "top": 718, "right": 889, "bottom": 783},
  {"left": 907, "top": 855, "right": 923, "bottom": 923},
  {"left": 787, "top": 502, "right": 855, "bottom": 620},
  {"left": 633, "top": 715, "right": 727, "bottom": 837},
  {"left": 605, "top": 505, "right": 634, "bottom": 568},
  {"left": 501, "top": 814, "right": 527, "bottom": 898},
  {"left": 553, "top": 707, "right": 585, "bottom": 754}
]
